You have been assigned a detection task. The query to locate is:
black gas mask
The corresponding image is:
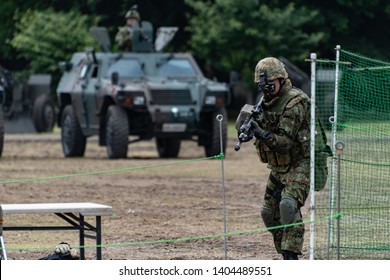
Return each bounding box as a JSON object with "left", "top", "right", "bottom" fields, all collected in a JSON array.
[{"left": 258, "top": 71, "right": 275, "bottom": 99}]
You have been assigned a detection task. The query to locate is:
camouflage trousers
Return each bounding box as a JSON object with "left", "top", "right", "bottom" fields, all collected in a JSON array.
[{"left": 261, "top": 160, "right": 310, "bottom": 255}]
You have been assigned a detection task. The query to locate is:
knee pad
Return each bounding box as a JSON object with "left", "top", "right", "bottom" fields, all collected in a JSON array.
[
  {"left": 261, "top": 205, "right": 278, "bottom": 228},
  {"left": 279, "top": 197, "right": 300, "bottom": 225}
]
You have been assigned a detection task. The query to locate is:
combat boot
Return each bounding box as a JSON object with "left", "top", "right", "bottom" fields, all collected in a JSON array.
[{"left": 282, "top": 250, "right": 298, "bottom": 260}]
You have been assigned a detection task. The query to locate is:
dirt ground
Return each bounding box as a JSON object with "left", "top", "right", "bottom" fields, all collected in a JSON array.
[{"left": 0, "top": 132, "right": 311, "bottom": 260}]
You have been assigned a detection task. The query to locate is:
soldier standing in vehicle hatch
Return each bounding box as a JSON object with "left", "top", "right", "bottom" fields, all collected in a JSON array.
[{"left": 115, "top": 6, "right": 141, "bottom": 51}]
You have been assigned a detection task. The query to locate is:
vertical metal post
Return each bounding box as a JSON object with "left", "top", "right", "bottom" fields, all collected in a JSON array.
[
  {"left": 0, "top": 205, "right": 7, "bottom": 260},
  {"left": 0, "top": 236, "right": 6, "bottom": 260},
  {"left": 332, "top": 45, "right": 341, "bottom": 145},
  {"left": 335, "top": 141, "right": 345, "bottom": 260},
  {"left": 79, "top": 214, "right": 85, "bottom": 260},
  {"left": 96, "top": 216, "right": 102, "bottom": 260},
  {"left": 216, "top": 114, "right": 227, "bottom": 260},
  {"left": 328, "top": 45, "right": 341, "bottom": 258},
  {"left": 309, "top": 53, "right": 317, "bottom": 260}
]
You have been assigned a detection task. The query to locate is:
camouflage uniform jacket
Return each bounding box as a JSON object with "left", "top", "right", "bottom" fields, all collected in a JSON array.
[
  {"left": 115, "top": 25, "right": 134, "bottom": 51},
  {"left": 254, "top": 79, "right": 311, "bottom": 173}
]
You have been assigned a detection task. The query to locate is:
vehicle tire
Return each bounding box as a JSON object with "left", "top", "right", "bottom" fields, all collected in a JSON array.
[
  {"left": 0, "top": 106, "right": 4, "bottom": 158},
  {"left": 205, "top": 107, "right": 227, "bottom": 158},
  {"left": 156, "top": 138, "right": 181, "bottom": 158},
  {"left": 33, "top": 94, "right": 56, "bottom": 132},
  {"left": 2, "top": 102, "right": 13, "bottom": 118},
  {"left": 61, "top": 105, "right": 86, "bottom": 157},
  {"left": 106, "top": 105, "right": 129, "bottom": 159}
]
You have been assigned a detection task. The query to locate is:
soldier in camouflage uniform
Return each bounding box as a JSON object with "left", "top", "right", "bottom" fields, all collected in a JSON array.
[
  {"left": 249, "top": 57, "right": 311, "bottom": 260},
  {"left": 115, "top": 8, "right": 141, "bottom": 51}
]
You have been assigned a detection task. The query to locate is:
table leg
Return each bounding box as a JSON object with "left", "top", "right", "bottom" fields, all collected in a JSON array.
[
  {"left": 79, "top": 214, "right": 85, "bottom": 260},
  {"left": 96, "top": 216, "right": 102, "bottom": 260}
]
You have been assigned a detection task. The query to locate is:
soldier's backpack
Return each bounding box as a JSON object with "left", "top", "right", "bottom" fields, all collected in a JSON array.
[{"left": 314, "top": 117, "right": 332, "bottom": 191}]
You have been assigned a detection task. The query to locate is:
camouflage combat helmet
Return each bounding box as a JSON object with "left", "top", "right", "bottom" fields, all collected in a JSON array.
[
  {"left": 254, "top": 57, "right": 288, "bottom": 83},
  {"left": 125, "top": 9, "right": 140, "bottom": 21}
]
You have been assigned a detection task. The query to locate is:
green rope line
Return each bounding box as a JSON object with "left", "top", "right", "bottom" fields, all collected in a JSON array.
[
  {"left": 330, "top": 245, "right": 390, "bottom": 252},
  {"left": 315, "top": 206, "right": 390, "bottom": 210},
  {"left": 0, "top": 153, "right": 224, "bottom": 185},
  {"left": 338, "top": 122, "right": 390, "bottom": 135},
  {"left": 2, "top": 212, "right": 340, "bottom": 252},
  {"left": 330, "top": 155, "right": 390, "bottom": 167},
  {"left": 339, "top": 158, "right": 390, "bottom": 167}
]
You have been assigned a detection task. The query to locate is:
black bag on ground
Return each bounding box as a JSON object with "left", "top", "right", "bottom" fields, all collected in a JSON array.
[
  {"left": 39, "top": 242, "right": 78, "bottom": 260},
  {"left": 39, "top": 252, "right": 75, "bottom": 260}
]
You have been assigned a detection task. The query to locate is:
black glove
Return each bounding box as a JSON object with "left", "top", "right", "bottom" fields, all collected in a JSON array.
[{"left": 250, "top": 119, "right": 272, "bottom": 140}]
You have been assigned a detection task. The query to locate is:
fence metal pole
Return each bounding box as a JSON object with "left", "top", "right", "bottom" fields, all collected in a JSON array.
[
  {"left": 0, "top": 204, "right": 7, "bottom": 260},
  {"left": 328, "top": 44, "right": 341, "bottom": 258},
  {"left": 309, "top": 53, "right": 317, "bottom": 260},
  {"left": 216, "top": 114, "right": 227, "bottom": 260},
  {"left": 335, "top": 141, "right": 345, "bottom": 260}
]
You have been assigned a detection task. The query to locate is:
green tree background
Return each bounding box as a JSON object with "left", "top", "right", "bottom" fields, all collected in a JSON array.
[
  {"left": 0, "top": 0, "right": 388, "bottom": 94},
  {"left": 185, "top": 0, "right": 325, "bottom": 87},
  {"left": 9, "top": 9, "right": 99, "bottom": 79}
]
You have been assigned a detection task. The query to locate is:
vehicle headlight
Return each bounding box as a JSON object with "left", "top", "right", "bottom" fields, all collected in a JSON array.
[
  {"left": 133, "top": 96, "right": 145, "bottom": 105},
  {"left": 205, "top": 95, "right": 216, "bottom": 105}
]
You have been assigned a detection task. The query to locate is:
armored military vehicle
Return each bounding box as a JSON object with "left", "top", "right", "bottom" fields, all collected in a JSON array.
[
  {"left": 0, "top": 65, "right": 56, "bottom": 133},
  {"left": 56, "top": 22, "right": 230, "bottom": 159}
]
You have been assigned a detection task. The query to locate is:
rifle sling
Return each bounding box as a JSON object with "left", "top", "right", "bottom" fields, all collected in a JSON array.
[{"left": 266, "top": 174, "right": 284, "bottom": 202}]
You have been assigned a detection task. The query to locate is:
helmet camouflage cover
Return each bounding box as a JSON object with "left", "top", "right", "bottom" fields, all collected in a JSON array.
[
  {"left": 125, "top": 9, "right": 140, "bottom": 21},
  {"left": 254, "top": 57, "right": 288, "bottom": 83}
]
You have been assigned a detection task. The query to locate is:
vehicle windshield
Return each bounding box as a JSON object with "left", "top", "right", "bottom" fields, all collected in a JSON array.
[
  {"left": 106, "top": 58, "right": 144, "bottom": 78},
  {"left": 157, "top": 58, "right": 197, "bottom": 78}
]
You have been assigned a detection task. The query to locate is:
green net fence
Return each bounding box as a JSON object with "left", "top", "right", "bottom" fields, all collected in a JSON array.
[{"left": 311, "top": 47, "right": 390, "bottom": 259}]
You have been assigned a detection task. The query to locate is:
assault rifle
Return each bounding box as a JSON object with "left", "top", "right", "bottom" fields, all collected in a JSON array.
[
  {"left": 235, "top": 71, "right": 274, "bottom": 151},
  {"left": 234, "top": 95, "right": 265, "bottom": 151}
]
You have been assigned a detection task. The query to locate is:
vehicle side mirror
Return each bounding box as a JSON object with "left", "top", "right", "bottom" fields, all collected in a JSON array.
[
  {"left": 59, "top": 61, "right": 73, "bottom": 72},
  {"left": 111, "top": 72, "right": 119, "bottom": 85},
  {"left": 0, "top": 85, "right": 4, "bottom": 104},
  {"left": 229, "top": 70, "right": 239, "bottom": 87}
]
